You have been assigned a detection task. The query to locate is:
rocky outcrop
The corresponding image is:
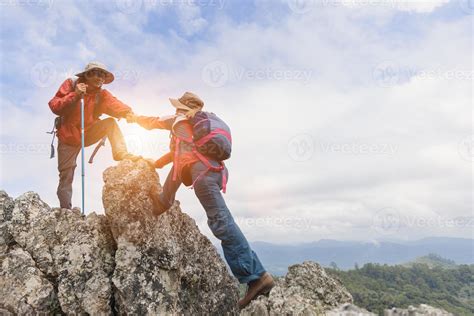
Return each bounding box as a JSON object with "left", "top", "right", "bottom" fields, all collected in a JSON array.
[
  {"left": 1, "top": 160, "right": 363, "bottom": 315},
  {"left": 384, "top": 304, "right": 453, "bottom": 316},
  {"left": 102, "top": 159, "right": 239, "bottom": 315},
  {"left": 1, "top": 191, "right": 115, "bottom": 315},
  {"left": 327, "top": 303, "right": 376, "bottom": 316},
  {"left": 0, "top": 160, "right": 239, "bottom": 315},
  {"left": 240, "top": 261, "right": 353, "bottom": 315}
]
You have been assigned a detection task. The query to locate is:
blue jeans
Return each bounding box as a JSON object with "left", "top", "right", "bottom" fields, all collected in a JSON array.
[{"left": 158, "top": 161, "right": 266, "bottom": 284}]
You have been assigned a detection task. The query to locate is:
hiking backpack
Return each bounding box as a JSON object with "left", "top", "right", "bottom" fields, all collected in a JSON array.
[
  {"left": 189, "top": 111, "right": 232, "bottom": 161},
  {"left": 171, "top": 111, "right": 232, "bottom": 192}
]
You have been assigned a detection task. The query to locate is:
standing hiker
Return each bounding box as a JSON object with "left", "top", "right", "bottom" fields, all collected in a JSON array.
[
  {"left": 49, "top": 61, "right": 141, "bottom": 209},
  {"left": 126, "top": 92, "right": 275, "bottom": 309}
]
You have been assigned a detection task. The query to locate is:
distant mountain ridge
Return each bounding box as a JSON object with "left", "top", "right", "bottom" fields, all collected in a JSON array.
[{"left": 227, "top": 237, "right": 474, "bottom": 274}]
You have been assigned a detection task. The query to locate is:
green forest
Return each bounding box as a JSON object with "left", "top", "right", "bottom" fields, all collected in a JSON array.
[{"left": 327, "top": 257, "right": 474, "bottom": 315}]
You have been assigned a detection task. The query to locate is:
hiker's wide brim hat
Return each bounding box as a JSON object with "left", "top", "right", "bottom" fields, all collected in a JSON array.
[
  {"left": 75, "top": 61, "right": 114, "bottom": 84},
  {"left": 169, "top": 92, "right": 204, "bottom": 111}
]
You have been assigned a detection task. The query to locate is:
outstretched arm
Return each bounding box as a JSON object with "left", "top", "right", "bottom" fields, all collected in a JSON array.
[
  {"left": 100, "top": 89, "right": 132, "bottom": 118},
  {"left": 127, "top": 114, "right": 176, "bottom": 130}
]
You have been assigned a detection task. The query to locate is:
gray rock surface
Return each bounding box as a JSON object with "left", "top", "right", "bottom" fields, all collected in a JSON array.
[
  {"left": 240, "top": 261, "right": 353, "bottom": 315},
  {"left": 1, "top": 160, "right": 368, "bottom": 315},
  {"left": 1, "top": 160, "right": 240, "bottom": 315},
  {"left": 103, "top": 159, "right": 239, "bottom": 315},
  {"left": 384, "top": 304, "right": 453, "bottom": 316},
  {"left": 327, "top": 303, "right": 376, "bottom": 316},
  {"left": 2, "top": 191, "right": 115, "bottom": 314}
]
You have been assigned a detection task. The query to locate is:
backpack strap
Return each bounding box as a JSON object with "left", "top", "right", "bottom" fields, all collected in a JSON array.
[
  {"left": 194, "top": 128, "right": 232, "bottom": 147},
  {"left": 191, "top": 149, "right": 227, "bottom": 193}
]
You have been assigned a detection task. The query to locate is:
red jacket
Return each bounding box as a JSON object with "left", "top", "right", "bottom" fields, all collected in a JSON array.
[{"left": 49, "top": 78, "right": 132, "bottom": 145}]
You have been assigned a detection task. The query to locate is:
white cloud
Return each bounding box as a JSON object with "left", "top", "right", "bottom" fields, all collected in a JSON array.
[{"left": 0, "top": 0, "right": 471, "bottom": 244}]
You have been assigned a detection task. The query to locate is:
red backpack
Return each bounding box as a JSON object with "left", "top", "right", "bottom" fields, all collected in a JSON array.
[{"left": 171, "top": 111, "right": 232, "bottom": 193}]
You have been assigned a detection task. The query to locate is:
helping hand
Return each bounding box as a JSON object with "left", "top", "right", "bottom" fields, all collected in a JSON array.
[{"left": 126, "top": 113, "right": 138, "bottom": 123}]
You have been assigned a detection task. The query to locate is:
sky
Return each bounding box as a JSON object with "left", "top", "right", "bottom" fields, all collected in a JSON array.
[{"left": 0, "top": 0, "right": 472, "bottom": 244}]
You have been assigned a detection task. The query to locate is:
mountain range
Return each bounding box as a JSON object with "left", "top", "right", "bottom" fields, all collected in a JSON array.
[{"left": 218, "top": 237, "right": 474, "bottom": 274}]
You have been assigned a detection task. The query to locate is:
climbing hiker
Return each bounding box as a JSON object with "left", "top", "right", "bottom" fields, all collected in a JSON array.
[
  {"left": 48, "top": 61, "right": 141, "bottom": 210},
  {"left": 126, "top": 92, "right": 275, "bottom": 309}
]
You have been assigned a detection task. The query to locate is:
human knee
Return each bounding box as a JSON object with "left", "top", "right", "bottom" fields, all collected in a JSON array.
[
  {"left": 208, "top": 214, "right": 235, "bottom": 239},
  {"left": 102, "top": 117, "right": 117, "bottom": 128},
  {"left": 59, "top": 167, "right": 75, "bottom": 182}
]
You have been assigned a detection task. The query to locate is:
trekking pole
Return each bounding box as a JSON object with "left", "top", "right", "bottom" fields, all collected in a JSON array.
[{"left": 80, "top": 97, "right": 85, "bottom": 215}]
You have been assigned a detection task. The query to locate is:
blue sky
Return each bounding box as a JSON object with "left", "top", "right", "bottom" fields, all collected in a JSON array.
[{"left": 0, "top": 0, "right": 472, "bottom": 244}]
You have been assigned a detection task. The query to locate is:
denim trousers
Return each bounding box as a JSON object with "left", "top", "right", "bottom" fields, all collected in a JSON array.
[{"left": 159, "top": 160, "right": 266, "bottom": 284}]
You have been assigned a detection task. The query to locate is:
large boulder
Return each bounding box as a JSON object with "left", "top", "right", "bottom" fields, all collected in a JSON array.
[
  {"left": 103, "top": 159, "right": 239, "bottom": 315},
  {"left": 1, "top": 159, "right": 241, "bottom": 315},
  {"left": 1, "top": 191, "right": 115, "bottom": 314},
  {"left": 240, "top": 261, "right": 353, "bottom": 315}
]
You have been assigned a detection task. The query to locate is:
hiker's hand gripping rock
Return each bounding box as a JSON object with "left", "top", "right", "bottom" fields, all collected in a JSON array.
[{"left": 75, "top": 83, "right": 87, "bottom": 96}]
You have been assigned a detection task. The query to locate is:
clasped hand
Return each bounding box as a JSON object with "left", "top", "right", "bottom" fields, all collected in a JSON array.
[{"left": 125, "top": 112, "right": 138, "bottom": 123}]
